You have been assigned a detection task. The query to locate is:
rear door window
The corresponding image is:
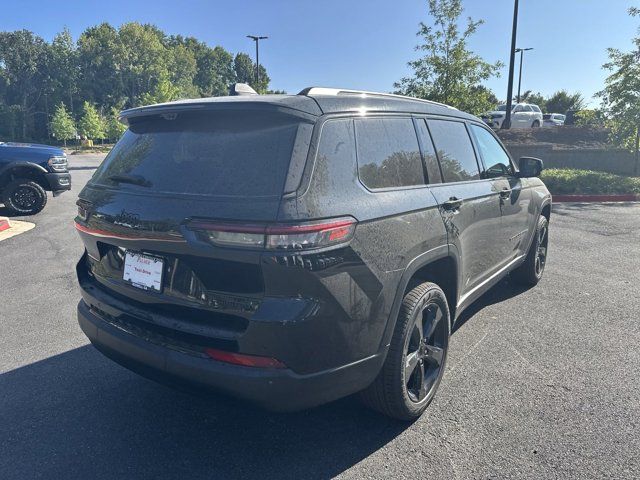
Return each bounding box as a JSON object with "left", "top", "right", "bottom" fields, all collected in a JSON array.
[
  {"left": 427, "top": 120, "right": 480, "bottom": 182},
  {"left": 91, "top": 111, "right": 306, "bottom": 197},
  {"left": 354, "top": 117, "right": 424, "bottom": 189}
]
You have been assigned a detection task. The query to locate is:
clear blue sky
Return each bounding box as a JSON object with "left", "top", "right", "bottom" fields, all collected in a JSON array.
[{"left": 2, "top": 0, "right": 639, "bottom": 105}]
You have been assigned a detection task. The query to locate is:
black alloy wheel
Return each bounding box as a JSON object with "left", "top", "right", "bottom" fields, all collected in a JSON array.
[{"left": 360, "top": 282, "right": 450, "bottom": 420}]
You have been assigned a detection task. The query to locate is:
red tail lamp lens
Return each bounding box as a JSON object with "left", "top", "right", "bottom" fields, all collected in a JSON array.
[
  {"left": 190, "top": 217, "right": 357, "bottom": 250},
  {"left": 204, "top": 348, "right": 286, "bottom": 369}
]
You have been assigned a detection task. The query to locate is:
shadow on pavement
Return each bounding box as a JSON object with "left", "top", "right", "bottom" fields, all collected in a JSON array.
[
  {"left": 0, "top": 206, "right": 21, "bottom": 218},
  {"left": 0, "top": 277, "right": 533, "bottom": 479},
  {"left": 0, "top": 345, "right": 407, "bottom": 480},
  {"left": 453, "top": 276, "right": 532, "bottom": 333}
]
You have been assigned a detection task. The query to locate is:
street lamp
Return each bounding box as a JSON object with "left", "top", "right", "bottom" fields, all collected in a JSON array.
[
  {"left": 502, "top": 0, "right": 519, "bottom": 129},
  {"left": 246, "top": 35, "right": 268, "bottom": 86},
  {"left": 515, "top": 47, "right": 533, "bottom": 103}
]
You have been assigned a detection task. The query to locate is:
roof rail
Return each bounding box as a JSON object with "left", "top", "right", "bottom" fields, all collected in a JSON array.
[{"left": 297, "top": 87, "right": 457, "bottom": 110}]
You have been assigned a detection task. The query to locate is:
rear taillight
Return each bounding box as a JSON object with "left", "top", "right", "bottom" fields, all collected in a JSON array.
[{"left": 189, "top": 217, "right": 357, "bottom": 250}]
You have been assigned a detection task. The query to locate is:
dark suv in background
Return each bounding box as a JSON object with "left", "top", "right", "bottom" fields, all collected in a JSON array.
[
  {"left": 75, "top": 86, "right": 551, "bottom": 420},
  {"left": 0, "top": 142, "right": 71, "bottom": 214}
]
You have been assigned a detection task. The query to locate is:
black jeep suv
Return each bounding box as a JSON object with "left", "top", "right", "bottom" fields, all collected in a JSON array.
[{"left": 75, "top": 87, "right": 551, "bottom": 420}]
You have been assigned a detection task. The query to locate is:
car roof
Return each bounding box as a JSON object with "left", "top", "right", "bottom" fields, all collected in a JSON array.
[{"left": 119, "top": 86, "right": 480, "bottom": 123}]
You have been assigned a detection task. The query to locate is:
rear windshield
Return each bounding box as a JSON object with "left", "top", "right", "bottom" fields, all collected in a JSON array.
[{"left": 91, "top": 110, "right": 305, "bottom": 197}]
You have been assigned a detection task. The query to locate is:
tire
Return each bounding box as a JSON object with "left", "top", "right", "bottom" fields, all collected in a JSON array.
[
  {"left": 360, "top": 282, "right": 450, "bottom": 421},
  {"left": 1, "top": 178, "right": 47, "bottom": 215},
  {"left": 512, "top": 215, "right": 549, "bottom": 286},
  {"left": 532, "top": 120, "right": 540, "bottom": 128}
]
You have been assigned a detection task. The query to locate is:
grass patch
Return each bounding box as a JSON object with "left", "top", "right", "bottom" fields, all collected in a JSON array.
[{"left": 540, "top": 168, "right": 640, "bottom": 195}]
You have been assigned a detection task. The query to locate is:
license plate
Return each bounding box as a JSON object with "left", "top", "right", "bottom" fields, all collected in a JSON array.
[{"left": 123, "top": 251, "right": 164, "bottom": 292}]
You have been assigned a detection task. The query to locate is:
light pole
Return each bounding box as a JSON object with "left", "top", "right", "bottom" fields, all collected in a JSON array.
[
  {"left": 515, "top": 47, "right": 533, "bottom": 103},
  {"left": 246, "top": 35, "right": 268, "bottom": 86},
  {"left": 502, "top": 0, "right": 519, "bottom": 130}
]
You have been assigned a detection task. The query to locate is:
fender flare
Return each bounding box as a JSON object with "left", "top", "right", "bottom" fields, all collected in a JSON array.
[
  {"left": 520, "top": 197, "right": 552, "bottom": 259},
  {"left": 0, "top": 161, "right": 48, "bottom": 179},
  {"left": 378, "top": 244, "right": 459, "bottom": 350},
  {"left": 540, "top": 198, "right": 552, "bottom": 217}
]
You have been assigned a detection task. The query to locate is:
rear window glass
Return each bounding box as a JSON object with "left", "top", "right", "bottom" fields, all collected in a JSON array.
[
  {"left": 91, "top": 111, "right": 304, "bottom": 197},
  {"left": 427, "top": 120, "right": 480, "bottom": 182},
  {"left": 354, "top": 117, "right": 424, "bottom": 189}
]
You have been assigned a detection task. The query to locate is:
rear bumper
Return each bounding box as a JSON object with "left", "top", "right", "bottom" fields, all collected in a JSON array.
[
  {"left": 44, "top": 172, "right": 71, "bottom": 193},
  {"left": 78, "top": 299, "right": 386, "bottom": 411}
]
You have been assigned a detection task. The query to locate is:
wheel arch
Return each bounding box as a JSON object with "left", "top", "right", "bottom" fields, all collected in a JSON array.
[
  {"left": 541, "top": 201, "right": 551, "bottom": 221},
  {"left": 0, "top": 162, "right": 49, "bottom": 191},
  {"left": 379, "top": 246, "right": 459, "bottom": 350}
]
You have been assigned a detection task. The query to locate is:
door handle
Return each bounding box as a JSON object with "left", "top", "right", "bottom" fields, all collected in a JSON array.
[
  {"left": 499, "top": 188, "right": 512, "bottom": 199},
  {"left": 442, "top": 197, "right": 463, "bottom": 211}
]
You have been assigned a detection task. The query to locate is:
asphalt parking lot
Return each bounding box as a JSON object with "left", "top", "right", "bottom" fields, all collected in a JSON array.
[{"left": 1, "top": 154, "right": 639, "bottom": 479}]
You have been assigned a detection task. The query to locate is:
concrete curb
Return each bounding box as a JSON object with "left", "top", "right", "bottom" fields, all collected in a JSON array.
[
  {"left": 0, "top": 220, "right": 35, "bottom": 241},
  {"left": 0, "top": 216, "right": 11, "bottom": 232},
  {"left": 553, "top": 194, "right": 639, "bottom": 203}
]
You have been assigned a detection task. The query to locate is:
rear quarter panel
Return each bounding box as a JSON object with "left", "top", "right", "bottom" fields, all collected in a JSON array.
[{"left": 276, "top": 115, "right": 448, "bottom": 364}]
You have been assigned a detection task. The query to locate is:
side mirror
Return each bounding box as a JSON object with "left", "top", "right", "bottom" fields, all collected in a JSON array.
[{"left": 517, "top": 157, "right": 543, "bottom": 177}]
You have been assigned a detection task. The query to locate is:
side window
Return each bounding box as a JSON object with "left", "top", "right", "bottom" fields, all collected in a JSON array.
[
  {"left": 427, "top": 120, "right": 480, "bottom": 182},
  {"left": 469, "top": 124, "right": 513, "bottom": 178},
  {"left": 532, "top": 105, "right": 541, "bottom": 113},
  {"left": 524, "top": 105, "right": 533, "bottom": 112},
  {"left": 315, "top": 118, "right": 356, "bottom": 181},
  {"left": 513, "top": 105, "right": 524, "bottom": 113},
  {"left": 415, "top": 119, "right": 442, "bottom": 184},
  {"left": 355, "top": 117, "right": 424, "bottom": 189}
]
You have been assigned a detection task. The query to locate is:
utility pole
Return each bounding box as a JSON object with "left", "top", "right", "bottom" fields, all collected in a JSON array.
[
  {"left": 502, "top": 0, "right": 519, "bottom": 130},
  {"left": 635, "top": 126, "right": 639, "bottom": 176},
  {"left": 515, "top": 47, "right": 533, "bottom": 103},
  {"left": 246, "top": 35, "right": 268, "bottom": 86}
]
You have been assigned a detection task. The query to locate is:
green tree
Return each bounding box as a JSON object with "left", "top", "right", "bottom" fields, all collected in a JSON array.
[
  {"left": 518, "top": 90, "right": 547, "bottom": 109},
  {"left": 77, "top": 23, "right": 124, "bottom": 108},
  {"left": 471, "top": 85, "right": 499, "bottom": 108},
  {"left": 168, "top": 36, "right": 236, "bottom": 96},
  {"left": 49, "top": 28, "right": 79, "bottom": 114},
  {"left": 117, "top": 23, "right": 171, "bottom": 106},
  {"left": 598, "top": 7, "right": 640, "bottom": 151},
  {"left": 394, "top": 0, "right": 503, "bottom": 115},
  {"left": 49, "top": 103, "right": 76, "bottom": 146},
  {"left": 167, "top": 43, "right": 198, "bottom": 97},
  {"left": 0, "top": 23, "right": 273, "bottom": 141},
  {"left": 234, "top": 53, "right": 269, "bottom": 93},
  {"left": 105, "top": 106, "right": 126, "bottom": 141},
  {"left": 545, "top": 90, "right": 585, "bottom": 114},
  {"left": 140, "top": 76, "right": 180, "bottom": 105},
  {"left": 0, "top": 30, "right": 49, "bottom": 139},
  {"left": 78, "top": 101, "right": 106, "bottom": 141},
  {"left": 573, "top": 109, "right": 602, "bottom": 127}
]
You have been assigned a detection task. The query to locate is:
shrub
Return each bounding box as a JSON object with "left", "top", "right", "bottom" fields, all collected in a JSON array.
[
  {"left": 573, "top": 109, "right": 600, "bottom": 127},
  {"left": 540, "top": 168, "right": 640, "bottom": 194}
]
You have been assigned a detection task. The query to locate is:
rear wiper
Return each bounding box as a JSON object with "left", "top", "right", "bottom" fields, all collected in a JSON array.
[{"left": 107, "top": 173, "right": 152, "bottom": 187}]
